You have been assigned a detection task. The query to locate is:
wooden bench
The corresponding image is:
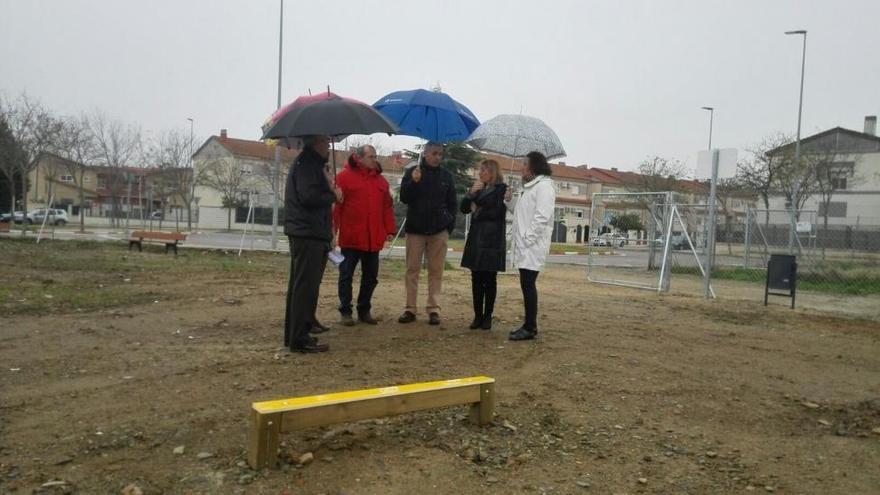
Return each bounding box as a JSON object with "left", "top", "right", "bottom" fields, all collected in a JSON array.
[
  {"left": 247, "top": 376, "right": 495, "bottom": 469},
  {"left": 128, "top": 230, "right": 187, "bottom": 256}
]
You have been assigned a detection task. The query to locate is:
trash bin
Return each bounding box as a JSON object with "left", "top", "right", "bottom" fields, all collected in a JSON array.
[{"left": 764, "top": 254, "right": 797, "bottom": 309}]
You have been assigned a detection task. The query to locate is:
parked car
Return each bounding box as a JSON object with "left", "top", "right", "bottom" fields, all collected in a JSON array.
[
  {"left": 591, "top": 233, "right": 627, "bottom": 247},
  {"left": 0, "top": 211, "right": 32, "bottom": 224},
  {"left": 29, "top": 208, "right": 69, "bottom": 226},
  {"left": 150, "top": 211, "right": 164, "bottom": 220},
  {"left": 652, "top": 233, "right": 689, "bottom": 250}
]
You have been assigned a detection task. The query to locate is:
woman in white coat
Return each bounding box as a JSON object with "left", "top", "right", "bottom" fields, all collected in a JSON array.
[{"left": 504, "top": 151, "right": 556, "bottom": 341}]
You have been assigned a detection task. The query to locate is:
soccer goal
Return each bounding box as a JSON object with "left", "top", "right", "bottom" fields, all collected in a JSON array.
[{"left": 587, "top": 192, "right": 716, "bottom": 296}]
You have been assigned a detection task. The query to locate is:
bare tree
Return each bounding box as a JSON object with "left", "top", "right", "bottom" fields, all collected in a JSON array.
[
  {"left": 200, "top": 149, "right": 254, "bottom": 231},
  {"left": 0, "top": 113, "right": 25, "bottom": 214},
  {"left": 87, "top": 110, "right": 141, "bottom": 227},
  {"left": 1, "top": 94, "right": 60, "bottom": 221},
  {"left": 736, "top": 132, "right": 793, "bottom": 226},
  {"left": 636, "top": 155, "right": 687, "bottom": 192},
  {"left": 55, "top": 114, "right": 96, "bottom": 233},
  {"left": 806, "top": 140, "right": 862, "bottom": 257},
  {"left": 142, "top": 129, "right": 203, "bottom": 230},
  {"left": 772, "top": 151, "right": 817, "bottom": 221}
]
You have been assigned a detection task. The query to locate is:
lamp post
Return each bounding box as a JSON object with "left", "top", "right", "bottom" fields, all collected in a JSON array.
[
  {"left": 785, "top": 29, "right": 807, "bottom": 253},
  {"left": 270, "top": 0, "right": 284, "bottom": 250},
  {"left": 701, "top": 106, "right": 714, "bottom": 151},
  {"left": 700, "top": 106, "right": 718, "bottom": 299},
  {"left": 187, "top": 117, "right": 194, "bottom": 230}
]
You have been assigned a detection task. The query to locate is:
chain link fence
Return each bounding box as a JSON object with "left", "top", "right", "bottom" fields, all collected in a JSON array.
[
  {"left": 740, "top": 209, "right": 880, "bottom": 296},
  {"left": 586, "top": 197, "right": 880, "bottom": 302}
]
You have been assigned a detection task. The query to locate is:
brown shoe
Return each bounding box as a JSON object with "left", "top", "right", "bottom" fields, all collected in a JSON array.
[
  {"left": 397, "top": 311, "right": 416, "bottom": 324},
  {"left": 358, "top": 312, "right": 378, "bottom": 325},
  {"left": 428, "top": 312, "right": 441, "bottom": 325},
  {"left": 340, "top": 314, "right": 355, "bottom": 326}
]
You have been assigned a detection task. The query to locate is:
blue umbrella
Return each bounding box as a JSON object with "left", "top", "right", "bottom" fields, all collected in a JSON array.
[{"left": 373, "top": 89, "right": 480, "bottom": 142}]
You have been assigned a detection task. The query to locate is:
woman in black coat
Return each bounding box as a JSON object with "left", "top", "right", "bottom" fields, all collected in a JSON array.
[{"left": 460, "top": 159, "right": 508, "bottom": 330}]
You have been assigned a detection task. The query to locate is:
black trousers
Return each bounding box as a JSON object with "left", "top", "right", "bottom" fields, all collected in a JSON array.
[
  {"left": 519, "top": 268, "right": 539, "bottom": 331},
  {"left": 337, "top": 248, "right": 380, "bottom": 316},
  {"left": 470, "top": 270, "right": 498, "bottom": 317},
  {"left": 284, "top": 237, "right": 328, "bottom": 348}
]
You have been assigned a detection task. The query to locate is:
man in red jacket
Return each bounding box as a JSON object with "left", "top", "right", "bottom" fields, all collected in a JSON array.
[{"left": 333, "top": 145, "right": 397, "bottom": 326}]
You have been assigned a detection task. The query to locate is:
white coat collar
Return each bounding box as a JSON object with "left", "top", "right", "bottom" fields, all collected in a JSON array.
[{"left": 523, "top": 175, "right": 551, "bottom": 189}]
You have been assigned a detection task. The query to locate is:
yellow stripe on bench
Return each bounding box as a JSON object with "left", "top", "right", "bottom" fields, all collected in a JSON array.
[{"left": 248, "top": 376, "right": 495, "bottom": 469}]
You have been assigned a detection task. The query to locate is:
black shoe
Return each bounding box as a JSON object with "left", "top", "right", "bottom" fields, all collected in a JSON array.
[
  {"left": 509, "top": 327, "right": 536, "bottom": 341},
  {"left": 481, "top": 315, "right": 493, "bottom": 330},
  {"left": 398, "top": 311, "right": 416, "bottom": 324},
  {"left": 291, "top": 341, "right": 329, "bottom": 353},
  {"left": 428, "top": 312, "right": 441, "bottom": 325},
  {"left": 469, "top": 315, "right": 483, "bottom": 329},
  {"left": 310, "top": 321, "right": 330, "bottom": 334},
  {"left": 358, "top": 312, "right": 378, "bottom": 325},
  {"left": 340, "top": 314, "right": 355, "bottom": 326}
]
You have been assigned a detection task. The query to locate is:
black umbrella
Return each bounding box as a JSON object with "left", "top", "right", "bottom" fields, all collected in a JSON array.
[{"left": 261, "top": 92, "right": 399, "bottom": 140}]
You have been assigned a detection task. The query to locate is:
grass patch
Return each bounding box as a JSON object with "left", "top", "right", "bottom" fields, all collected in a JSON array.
[
  {"left": 0, "top": 282, "right": 162, "bottom": 315},
  {"left": 0, "top": 238, "right": 290, "bottom": 315},
  {"left": 671, "top": 265, "right": 880, "bottom": 295}
]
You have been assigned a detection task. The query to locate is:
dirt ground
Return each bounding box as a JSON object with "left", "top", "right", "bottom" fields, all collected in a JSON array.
[{"left": 1, "top": 239, "right": 879, "bottom": 494}]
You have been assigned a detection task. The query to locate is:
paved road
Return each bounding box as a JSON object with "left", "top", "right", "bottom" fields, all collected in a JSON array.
[{"left": 6, "top": 227, "right": 743, "bottom": 268}]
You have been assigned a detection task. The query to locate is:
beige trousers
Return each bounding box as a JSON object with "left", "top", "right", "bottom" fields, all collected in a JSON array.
[{"left": 404, "top": 231, "right": 449, "bottom": 314}]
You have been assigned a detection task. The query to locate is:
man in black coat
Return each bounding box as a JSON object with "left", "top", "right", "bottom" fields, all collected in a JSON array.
[
  {"left": 283, "top": 135, "right": 341, "bottom": 353},
  {"left": 397, "top": 142, "right": 457, "bottom": 326}
]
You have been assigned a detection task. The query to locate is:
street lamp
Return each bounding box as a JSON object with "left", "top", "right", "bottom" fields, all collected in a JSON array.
[
  {"left": 700, "top": 106, "right": 717, "bottom": 299},
  {"left": 187, "top": 117, "right": 194, "bottom": 230},
  {"left": 270, "top": 0, "right": 284, "bottom": 250},
  {"left": 701, "top": 106, "right": 714, "bottom": 150},
  {"left": 785, "top": 29, "right": 807, "bottom": 253}
]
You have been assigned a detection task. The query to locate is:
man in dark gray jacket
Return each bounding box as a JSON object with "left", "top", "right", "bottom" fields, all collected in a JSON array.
[
  {"left": 397, "top": 142, "right": 457, "bottom": 326},
  {"left": 283, "top": 135, "right": 341, "bottom": 353}
]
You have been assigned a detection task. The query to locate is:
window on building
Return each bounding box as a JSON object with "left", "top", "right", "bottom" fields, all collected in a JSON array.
[
  {"left": 571, "top": 185, "right": 580, "bottom": 195},
  {"left": 818, "top": 201, "right": 847, "bottom": 218},
  {"left": 97, "top": 176, "right": 108, "bottom": 189},
  {"left": 59, "top": 175, "right": 74, "bottom": 183},
  {"left": 823, "top": 161, "right": 854, "bottom": 190}
]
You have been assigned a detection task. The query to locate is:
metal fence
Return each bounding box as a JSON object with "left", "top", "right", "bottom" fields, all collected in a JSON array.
[
  {"left": 742, "top": 209, "right": 880, "bottom": 296},
  {"left": 586, "top": 199, "right": 880, "bottom": 300}
]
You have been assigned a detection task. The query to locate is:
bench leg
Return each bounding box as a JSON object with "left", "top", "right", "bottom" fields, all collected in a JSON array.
[
  {"left": 469, "top": 382, "right": 495, "bottom": 426},
  {"left": 247, "top": 410, "right": 281, "bottom": 470}
]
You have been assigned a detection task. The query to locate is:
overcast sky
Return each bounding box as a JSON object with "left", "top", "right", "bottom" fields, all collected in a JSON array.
[{"left": 2, "top": 0, "right": 878, "bottom": 173}]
